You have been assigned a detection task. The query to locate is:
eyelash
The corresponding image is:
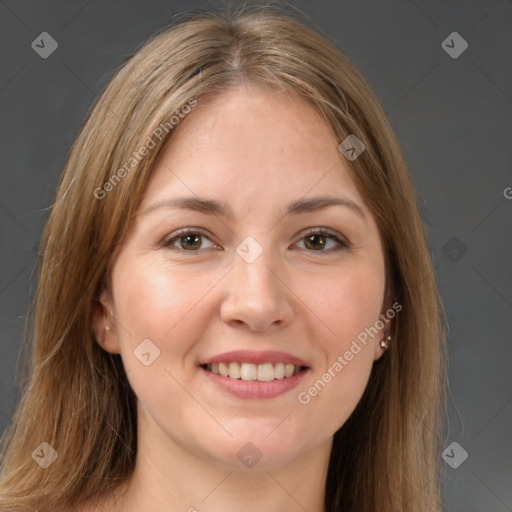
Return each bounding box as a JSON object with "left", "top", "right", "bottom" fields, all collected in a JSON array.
[{"left": 160, "top": 227, "right": 350, "bottom": 254}]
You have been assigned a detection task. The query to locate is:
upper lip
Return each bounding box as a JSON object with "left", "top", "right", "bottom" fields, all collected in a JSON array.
[{"left": 199, "top": 350, "right": 310, "bottom": 368}]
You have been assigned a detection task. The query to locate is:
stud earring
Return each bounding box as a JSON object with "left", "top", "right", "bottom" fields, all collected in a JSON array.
[{"left": 380, "top": 334, "right": 391, "bottom": 349}]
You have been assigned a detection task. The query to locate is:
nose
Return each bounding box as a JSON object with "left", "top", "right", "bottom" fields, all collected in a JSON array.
[{"left": 219, "top": 243, "right": 294, "bottom": 333}]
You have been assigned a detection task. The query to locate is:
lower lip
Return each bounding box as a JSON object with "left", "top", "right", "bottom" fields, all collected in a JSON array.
[{"left": 199, "top": 366, "right": 310, "bottom": 399}]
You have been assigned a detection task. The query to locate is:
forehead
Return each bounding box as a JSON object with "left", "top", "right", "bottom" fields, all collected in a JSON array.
[{"left": 140, "top": 84, "right": 366, "bottom": 214}]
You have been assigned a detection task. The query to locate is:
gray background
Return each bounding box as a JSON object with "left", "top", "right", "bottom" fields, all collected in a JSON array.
[{"left": 1, "top": 1, "right": 511, "bottom": 510}]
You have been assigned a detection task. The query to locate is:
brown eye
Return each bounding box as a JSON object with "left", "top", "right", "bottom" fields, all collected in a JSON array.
[
  {"left": 296, "top": 228, "right": 349, "bottom": 253},
  {"left": 304, "top": 233, "right": 328, "bottom": 251},
  {"left": 162, "top": 229, "right": 216, "bottom": 251},
  {"left": 178, "top": 233, "right": 202, "bottom": 250}
]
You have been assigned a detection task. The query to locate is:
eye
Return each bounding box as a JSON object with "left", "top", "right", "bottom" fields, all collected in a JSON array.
[
  {"left": 161, "top": 227, "right": 350, "bottom": 254},
  {"left": 161, "top": 229, "right": 217, "bottom": 252},
  {"left": 294, "top": 228, "right": 349, "bottom": 253}
]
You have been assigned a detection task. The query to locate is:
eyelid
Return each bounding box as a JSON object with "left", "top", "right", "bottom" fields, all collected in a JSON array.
[
  {"left": 160, "top": 227, "right": 220, "bottom": 251},
  {"left": 295, "top": 227, "right": 350, "bottom": 251},
  {"left": 160, "top": 226, "right": 350, "bottom": 252}
]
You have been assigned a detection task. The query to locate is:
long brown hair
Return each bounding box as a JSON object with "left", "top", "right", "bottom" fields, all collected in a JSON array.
[{"left": 0, "top": 6, "right": 447, "bottom": 511}]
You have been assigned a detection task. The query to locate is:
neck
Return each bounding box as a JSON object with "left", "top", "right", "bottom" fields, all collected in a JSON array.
[{"left": 112, "top": 408, "right": 332, "bottom": 512}]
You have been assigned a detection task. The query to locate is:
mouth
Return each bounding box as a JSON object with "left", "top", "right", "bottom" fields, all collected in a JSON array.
[
  {"left": 200, "top": 361, "right": 307, "bottom": 381},
  {"left": 197, "top": 350, "right": 311, "bottom": 399}
]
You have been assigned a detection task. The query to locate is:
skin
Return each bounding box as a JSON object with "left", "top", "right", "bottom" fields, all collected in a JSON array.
[{"left": 88, "top": 83, "right": 389, "bottom": 512}]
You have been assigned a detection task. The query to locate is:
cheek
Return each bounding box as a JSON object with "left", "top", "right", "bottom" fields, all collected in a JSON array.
[
  {"left": 299, "top": 256, "right": 385, "bottom": 346},
  {"left": 110, "top": 257, "right": 223, "bottom": 415},
  {"left": 293, "top": 258, "right": 384, "bottom": 426},
  {"left": 111, "top": 256, "right": 230, "bottom": 370},
  {"left": 114, "top": 257, "right": 208, "bottom": 332}
]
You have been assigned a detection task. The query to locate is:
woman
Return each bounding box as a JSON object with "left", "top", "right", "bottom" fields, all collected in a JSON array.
[{"left": 0, "top": 6, "right": 447, "bottom": 512}]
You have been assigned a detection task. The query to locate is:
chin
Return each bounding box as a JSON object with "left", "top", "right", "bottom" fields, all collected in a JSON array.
[{"left": 195, "top": 429, "right": 305, "bottom": 471}]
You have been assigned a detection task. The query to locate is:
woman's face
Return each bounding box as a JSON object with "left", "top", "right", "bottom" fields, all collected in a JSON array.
[{"left": 95, "top": 84, "right": 387, "bottom": 471}]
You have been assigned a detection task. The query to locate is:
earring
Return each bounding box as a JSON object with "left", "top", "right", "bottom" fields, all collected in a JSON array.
[
  {"left": 105, "top": 325, "right": 110, "bottom": 331},
  {"left": 380, "top": 334, "right": 391, "bottom": 349}
]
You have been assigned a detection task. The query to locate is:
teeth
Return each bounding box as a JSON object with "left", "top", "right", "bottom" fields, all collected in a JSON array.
[
  {"left": 228, "top": 362, "right": 241, "bottom": 379},
  {"left": 274, "top": 362, "right": 285, "bottom": 379},
  {"left": 257, "top": 363, "right": 274, "bottom": 382},
  {"left": 205, "top": 362, "right": 303, "bottom": 381},
  {"left": 240, "top": 362, "right": 257, "bottom": 381},
  {"left": 219, "top": 362, "right": 229, "bottom": 377}
]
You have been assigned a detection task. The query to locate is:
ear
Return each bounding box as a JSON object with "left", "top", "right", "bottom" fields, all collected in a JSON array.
[
  {"left": 373, "top": 300, "right": 394, "bottom": 362},
  {"left": 91, "top": 288, "right": 121, "bottom": 355},
  {"left": 373, "top": 331, "right": 390, "bottom": 361}
]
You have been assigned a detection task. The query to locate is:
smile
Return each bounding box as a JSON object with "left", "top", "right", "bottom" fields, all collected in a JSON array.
[
  {"left": 202, "top": 361, "right": 303, "bottom": 381},
  {"left": 200, "top": 362, "right": 309, "bottom": 399}
]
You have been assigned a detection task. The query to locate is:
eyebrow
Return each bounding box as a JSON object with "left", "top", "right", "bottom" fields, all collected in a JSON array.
[{"left": 140, "top": 195, "right": 367, "bottom": 221}]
